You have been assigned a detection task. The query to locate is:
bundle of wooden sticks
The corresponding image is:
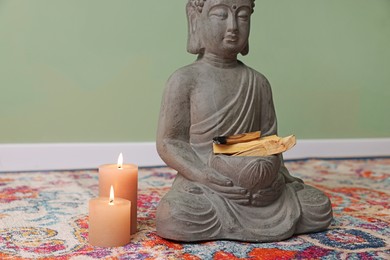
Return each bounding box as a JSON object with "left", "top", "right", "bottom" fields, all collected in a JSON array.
[{"left": 212, "top": 131, "right": 296, "bottom": 156}]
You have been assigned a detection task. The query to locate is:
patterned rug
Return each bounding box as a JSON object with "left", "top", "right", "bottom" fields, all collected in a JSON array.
[{"left": 0, "top": 158, "right": 389, "bottom": 259}]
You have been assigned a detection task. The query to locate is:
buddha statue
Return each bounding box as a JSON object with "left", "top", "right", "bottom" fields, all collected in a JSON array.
[{"left": 156, "top": 0, "right": 333, "bottom": 242}]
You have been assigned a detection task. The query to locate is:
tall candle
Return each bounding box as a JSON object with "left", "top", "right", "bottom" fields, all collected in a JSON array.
[
  {"left": 99, "top": 153, "right": 138, "bottom": 234},
  {"left": 89, "top": 186, "right": 131, "bottom": 247}
]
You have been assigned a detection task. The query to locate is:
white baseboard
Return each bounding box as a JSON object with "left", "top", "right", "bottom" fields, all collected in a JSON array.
[
  {"left": 0, "top": 142, "right": 164, "bottom": 172},
  {"left": 0, "top": 138, "right": 389, "bottom": 172},
  {"left": 283, "top": 138, "right": 390, "bottom": 160}
]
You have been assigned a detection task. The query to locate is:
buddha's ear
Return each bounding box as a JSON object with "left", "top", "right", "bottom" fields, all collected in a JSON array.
[
  {"left": 241, "top": 42, "right": 249, "bottom": 56},
  {"left": 186, "top": 4, "right": 202, "bottom": 54}
]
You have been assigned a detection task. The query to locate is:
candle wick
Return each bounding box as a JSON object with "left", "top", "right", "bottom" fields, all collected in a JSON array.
[{"left": 109, "top": 199, "right": 114, "bottom": 205}]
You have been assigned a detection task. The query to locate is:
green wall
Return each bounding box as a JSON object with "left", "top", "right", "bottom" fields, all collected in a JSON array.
[{"left": 1, "top": 0, "right": 389, "bottom": 143}]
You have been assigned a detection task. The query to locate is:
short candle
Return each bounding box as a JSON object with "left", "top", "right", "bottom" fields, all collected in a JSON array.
[
  {"left": 88, "top": 186, "right": 131, "bottom": 247},
  {"left": 99, "top": 153, "right": 138, "bottom": 234}
]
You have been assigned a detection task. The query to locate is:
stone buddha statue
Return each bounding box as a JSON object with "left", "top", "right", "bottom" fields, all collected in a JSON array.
[{"left": 156, "top": 0, "right": 332, "bottom": 242}]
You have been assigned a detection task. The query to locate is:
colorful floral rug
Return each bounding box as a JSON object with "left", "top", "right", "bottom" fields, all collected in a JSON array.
[{"left": 0, "top": 158, "right": 389, "bottom": 259}]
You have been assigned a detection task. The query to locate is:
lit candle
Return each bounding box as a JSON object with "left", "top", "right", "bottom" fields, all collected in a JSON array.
[
  {"left": 99, "top": 153, "right": 138, "bottom": 234},
  {"left": 89, "top": 186, "right": 131, "bottom": 247}
]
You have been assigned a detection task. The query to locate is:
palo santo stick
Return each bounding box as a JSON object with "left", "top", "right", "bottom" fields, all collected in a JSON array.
[
  {"left": 212, "top": 131, "right": 261, "bottom": 145},
  {"left": 213, "top": 135, "right": 278, "bottom": 154},
  {"left": 213, "top": 135, "right": 296, "bottom": 156},
  {"left": 234, "top": 135, "right": 296, "bottom": 156}
]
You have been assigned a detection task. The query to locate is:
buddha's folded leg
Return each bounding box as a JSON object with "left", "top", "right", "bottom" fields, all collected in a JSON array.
[
  {"left": 156, "top": 178, "right": 222, "bottom": 241},
  {"left": 294, "top": 185, "right": 333, "bottom": 234}
]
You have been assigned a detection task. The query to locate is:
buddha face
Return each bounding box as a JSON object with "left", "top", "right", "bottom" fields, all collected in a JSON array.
[{"left": 199, "top": 0, "right": 252, "bottom": 58}]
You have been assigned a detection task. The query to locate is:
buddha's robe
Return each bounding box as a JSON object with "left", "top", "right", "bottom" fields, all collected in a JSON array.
[{"left": 156, "top": 61, "right": 332, "bottom": 242}]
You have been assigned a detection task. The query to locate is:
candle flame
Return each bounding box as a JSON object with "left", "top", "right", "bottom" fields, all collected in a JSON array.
[
  {"left": 109, "top": 185, "right": 114, "bottom": 205},
  {"left": 117, "top": 153, "right": 123, "bottom": 169}
]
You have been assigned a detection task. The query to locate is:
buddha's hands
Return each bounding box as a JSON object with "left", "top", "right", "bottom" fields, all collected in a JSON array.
[{"left": 201, "top": 168, "right": 250, "bottom": 205}]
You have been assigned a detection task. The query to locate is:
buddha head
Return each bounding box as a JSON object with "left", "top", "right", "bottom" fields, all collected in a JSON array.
[{"left": 186, "top": 0, "right": 255, "bottom": 57}]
